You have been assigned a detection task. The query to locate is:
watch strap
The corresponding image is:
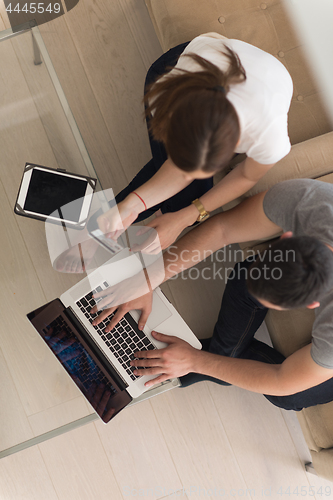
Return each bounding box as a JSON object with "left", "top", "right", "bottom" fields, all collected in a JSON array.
[{"left": 191, "top": 198, "right": 210, "bottom": 221}]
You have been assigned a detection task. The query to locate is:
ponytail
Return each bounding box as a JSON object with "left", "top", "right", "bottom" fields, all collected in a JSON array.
[{"left": 144, "top": 47, "right": 246, "bottom": 173}]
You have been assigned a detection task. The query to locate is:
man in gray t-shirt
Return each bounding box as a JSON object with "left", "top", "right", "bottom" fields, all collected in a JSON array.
[
  {"left": 263, "top": 179, "right": 333, "bottom": 372},
  {"left": 93, "top": 179, "right": 333, "bottom": 411}
]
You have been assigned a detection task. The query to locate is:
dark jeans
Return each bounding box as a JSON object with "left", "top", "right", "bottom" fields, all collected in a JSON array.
[
  {"left": 180, "top": 258, "right": 333, "bottom": 411},
  {"left": 115, "top": 42, "right": 214, "bottom": 222}
]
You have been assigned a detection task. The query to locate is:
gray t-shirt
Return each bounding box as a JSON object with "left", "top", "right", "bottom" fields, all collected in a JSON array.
[{"left": 263, "top": 178, "right": 333, "bottom": 369}]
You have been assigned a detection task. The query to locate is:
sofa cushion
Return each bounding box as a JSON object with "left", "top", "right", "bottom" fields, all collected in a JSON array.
[
  {"left": 302, "top": 402, "right": 333, "bottom": 450},
  {"left": 145, "top": 0, "right": 332, "bottom": 145},
  {"left": 265, "top": 308, "right": 314, "bottom": 358}
]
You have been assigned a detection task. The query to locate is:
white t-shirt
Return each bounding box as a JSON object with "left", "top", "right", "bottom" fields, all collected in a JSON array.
[{"left": 169, "top": 35, "right": 293, "bottom": 165}]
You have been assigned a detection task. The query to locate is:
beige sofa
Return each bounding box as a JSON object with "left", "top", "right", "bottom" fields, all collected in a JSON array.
[{"left": 145, "top": 0, "right": 333, "bottom": 481}]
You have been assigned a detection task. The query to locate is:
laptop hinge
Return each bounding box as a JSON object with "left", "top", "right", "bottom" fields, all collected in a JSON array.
[{"left": 63, "top": 306, "right": 128, "bottom": 391}]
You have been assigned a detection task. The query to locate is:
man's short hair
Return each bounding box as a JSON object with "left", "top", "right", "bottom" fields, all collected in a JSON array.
[{"left": 247, "top": 236, "right": 333, "bottom": 309}]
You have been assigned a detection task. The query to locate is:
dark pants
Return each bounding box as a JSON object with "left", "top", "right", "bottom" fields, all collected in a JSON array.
[
  {"left": 114, "top": 42, "right": 214, "bottom": 222},
  {"left": 180, "top": 258, "right": 333, "bottom": 411}
]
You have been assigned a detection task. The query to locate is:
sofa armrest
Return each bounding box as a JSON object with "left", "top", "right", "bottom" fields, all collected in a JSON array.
[
  {"left": 244, "top": 132, "right": 333, "bottom": 197},
  {"left": 311, "top": 448, "right": 333, "bottom": 482},
  {"left": 221, "top": 131, "right": 333, "bottom": 212}
]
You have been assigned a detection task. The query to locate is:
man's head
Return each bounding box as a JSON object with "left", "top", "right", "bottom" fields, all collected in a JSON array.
[{"left": 246, "top": 235, "right": 333, "bottom": 310}]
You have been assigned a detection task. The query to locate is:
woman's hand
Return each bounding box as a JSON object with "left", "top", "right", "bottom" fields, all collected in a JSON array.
[
  {"left": 97, "top": 195, "right": 141, "bottom": 240},
  {"left": 134, "top": 210, "right": 195, "bottom": 252},
  {"left": 91, "top": 290, "right": 154, "bottom": 332}
]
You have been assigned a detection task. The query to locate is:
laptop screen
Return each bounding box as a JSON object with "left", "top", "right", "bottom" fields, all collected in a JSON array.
[{"left": 27, "top": 300, "right": 132, "bottom": 423}]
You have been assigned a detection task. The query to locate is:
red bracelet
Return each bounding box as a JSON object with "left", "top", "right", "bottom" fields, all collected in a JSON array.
[{"left": 132, "top": 191, "right": 147, "bottom": 211}]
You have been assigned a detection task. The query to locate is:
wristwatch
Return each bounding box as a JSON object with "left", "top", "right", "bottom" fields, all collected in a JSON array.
[{"left": 191, "top": 198, "right": 210, "bottom": 222}]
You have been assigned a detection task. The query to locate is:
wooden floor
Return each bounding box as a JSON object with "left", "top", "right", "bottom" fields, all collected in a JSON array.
[{"left": 0, "top": 0, "right": 332, "bottom": 498}]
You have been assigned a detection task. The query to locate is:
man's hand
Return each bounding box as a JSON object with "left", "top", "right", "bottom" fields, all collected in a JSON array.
[{"left": 130, "top": 331, "right": 200, "bottom": 387}]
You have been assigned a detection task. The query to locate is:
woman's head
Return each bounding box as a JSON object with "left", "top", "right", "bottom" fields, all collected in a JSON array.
[{"left": 144, "top": 46, "right": 246, "bottom": 175}]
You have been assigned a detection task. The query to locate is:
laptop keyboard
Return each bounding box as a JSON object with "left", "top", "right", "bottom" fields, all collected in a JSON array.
[
  {"left": 76, "top": 281, "right": 156, "bottom": 381},
  {"left": 45, "top": 316, "right": 117, "bottom": 396}
]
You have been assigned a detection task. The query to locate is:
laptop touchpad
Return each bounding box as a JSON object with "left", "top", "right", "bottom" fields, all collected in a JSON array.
[{"left": 134, "top": 292, "right": 172, "bottom": 330}]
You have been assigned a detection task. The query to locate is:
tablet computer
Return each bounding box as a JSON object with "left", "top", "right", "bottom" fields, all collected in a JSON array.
[{"left": 15, "top": 163, "right": 96, "bottom": 228}]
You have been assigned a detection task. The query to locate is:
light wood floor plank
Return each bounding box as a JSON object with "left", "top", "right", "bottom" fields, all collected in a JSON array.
[
  {"left": 0, "top": 22, "right": 85, "bottom": 299},
  {"left": 150, "top": 383, "right": 249, "bottom": 499},
  {"left": 39, "top": 15, "right": 129, "bottom": 193},
  {"left": 303, "top": 471, "right": 333, "bottom": 498},
  {"left": 0, "top": 176, "right": 82, "bottom": 417},
  {"left": 280, "top": 410, "right": 333, "bottom": 496},
  {"left": 28, "top": 396, "right": 93, "bottom": 436},
  {"left": 10, "top": 32, "right": 87, "bottom": 176},
  {"left": 208, "top": 382, "right": 318, "bottom": 498},
  {"left": 94, "top": 399, "right": 183, "bottom": 499},
  {"left": 0, "top": 446, "right": 59, "bottom": 500},
  {"left": 62, "top": 0, "right": 152, "bottom": 182},
  {"left": 38, "top": 422, "right": 123, "bottom": 500},
  {"left": 0, "top": 346, "right": 34, "bottom": 451},
  {"left": 118, "top": 0, "right": 163, "bottom": 70},
  {"left": 159, "top": 494, "right": 189, "bottom": 500}
]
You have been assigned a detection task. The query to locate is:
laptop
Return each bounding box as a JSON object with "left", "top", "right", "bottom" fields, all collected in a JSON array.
[{"left": 27, "top": 250, "right": 202, "bottom": 423}]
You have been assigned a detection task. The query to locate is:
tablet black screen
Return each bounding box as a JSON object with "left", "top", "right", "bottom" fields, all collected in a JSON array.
[{"left": 24, "top": 169, "right": 88, "bottom": 222}]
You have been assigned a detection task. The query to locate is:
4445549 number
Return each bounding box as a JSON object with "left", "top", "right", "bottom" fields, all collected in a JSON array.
[{"left": 6, "top": 3, "right": 61, "bottom": 13}]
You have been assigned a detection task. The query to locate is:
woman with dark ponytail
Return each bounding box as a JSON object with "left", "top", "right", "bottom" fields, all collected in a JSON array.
[{"left": 98, "top": 33, "right": 293, "bottom": 250}]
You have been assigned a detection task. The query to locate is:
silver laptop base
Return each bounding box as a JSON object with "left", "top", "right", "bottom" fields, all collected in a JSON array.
[{"left": 128, "top": 378, "right": 181, "bottom": 406}]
